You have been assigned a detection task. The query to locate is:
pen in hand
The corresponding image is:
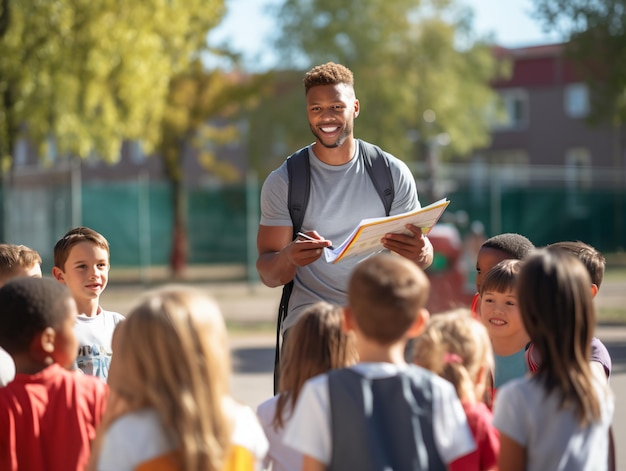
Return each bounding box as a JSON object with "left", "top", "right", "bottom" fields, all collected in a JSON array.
[{"left": 297, "top": 232, "right": 335, "bottom": 250}]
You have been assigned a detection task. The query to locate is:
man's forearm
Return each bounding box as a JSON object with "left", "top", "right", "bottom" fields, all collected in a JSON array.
[{"left": 256, "top": 250, "right": 298, "bottom": 288}]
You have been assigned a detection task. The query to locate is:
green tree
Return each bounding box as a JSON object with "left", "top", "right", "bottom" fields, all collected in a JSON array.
[
  {"left": 250, "top": 0, "right": 500, "bottom": 184},
  {"left": 161, "top": 61, "right": 269, "bottom": 276},
  {"left": 0, "top": 0, "right": 224, "bottom": 240},
  {"left": 532, "top": 0, "right": 626, "bottom": 124}
]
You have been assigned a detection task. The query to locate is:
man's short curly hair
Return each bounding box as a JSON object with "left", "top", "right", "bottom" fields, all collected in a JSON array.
[{"left": 304, "top": 62, "right": 354, "bottom": 94}]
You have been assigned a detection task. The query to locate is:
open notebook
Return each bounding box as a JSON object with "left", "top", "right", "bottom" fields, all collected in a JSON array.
[{"left": 323, "top": 198, "right": 450, "bottom": 264}]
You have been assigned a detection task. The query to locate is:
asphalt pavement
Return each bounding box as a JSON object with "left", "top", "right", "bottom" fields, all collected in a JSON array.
[{"left": 102, "top": 278, "right": 626, "bottom": 469}]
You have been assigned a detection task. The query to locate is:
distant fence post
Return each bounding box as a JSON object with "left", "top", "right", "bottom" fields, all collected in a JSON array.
[
  {"left": 138, "top": 171, "right": 151, "bottom": 284},
  {"left": 71, "top": 157, "right": 82, "bottom": 228},
  {"left": 246, "top": 170, "right": 259, "bottom": 287},
  {"left": 489, "top": 169, "right": 502, "bottom": 236}
]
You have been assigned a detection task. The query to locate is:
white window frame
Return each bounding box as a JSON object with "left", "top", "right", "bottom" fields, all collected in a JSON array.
[{"left": 491, "top": 88, "right": 529, "bottom": 131}]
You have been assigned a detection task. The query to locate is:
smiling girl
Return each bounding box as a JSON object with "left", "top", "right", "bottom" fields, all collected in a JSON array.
[{"left": 479, "top": 259, "right": 529, "bottom": 391}]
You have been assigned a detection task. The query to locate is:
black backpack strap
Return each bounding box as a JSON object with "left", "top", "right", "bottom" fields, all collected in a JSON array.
[
  {"left": 358, "top": 139, "right": 394, "bottom": 216},
  {"left": 286, "top": 147, "right": 311, "bottom": 238},
  {"left": 274, "top": 146, "right": 310, "bottom": 393}
]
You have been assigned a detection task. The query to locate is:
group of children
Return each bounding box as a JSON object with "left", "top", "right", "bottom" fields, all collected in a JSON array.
[
  {"left": 257, "top": 234, "right": 615, "bottom": 471},
  {"left": 0, "top": 227, "right": 616, "bottom": 471},
  {"left": 0, "top": 227, "right": 269, "bottom": 471}
]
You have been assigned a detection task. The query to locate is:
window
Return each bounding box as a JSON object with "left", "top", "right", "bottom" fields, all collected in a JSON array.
[
  {"left": 564, "top": 83, "right": 589, "bottom": 118},
  {"left": 490, "top": 89, "right": 529, "bottom": 131}
]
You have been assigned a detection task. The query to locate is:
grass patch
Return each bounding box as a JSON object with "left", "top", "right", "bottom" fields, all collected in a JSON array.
[
  {"left": 604, "top": 267, "right": 626, "bottom": 282},
  {"left": 597, "top": 307, "right": 626, "bottom": 324},
  {"left": 226, "top": 320, "right": 275, "bottom": 336}
]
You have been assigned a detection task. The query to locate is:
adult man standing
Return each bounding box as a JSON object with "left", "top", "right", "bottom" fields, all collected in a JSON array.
[{"left": 257, "top": 62, "right": 433, "bottom": 336}]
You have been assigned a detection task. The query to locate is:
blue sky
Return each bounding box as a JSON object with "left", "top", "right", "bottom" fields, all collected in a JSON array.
[{"left": 208, "top": 0, "right": 565, "bottom": 70}]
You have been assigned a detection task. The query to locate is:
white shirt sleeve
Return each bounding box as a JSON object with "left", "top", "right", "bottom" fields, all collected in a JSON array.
[
  {"left": 432, "top": 376, "right": 477, "bottom": 463},
  {"left": 283, "top": 374, "right": 332, "bottom": 465}
]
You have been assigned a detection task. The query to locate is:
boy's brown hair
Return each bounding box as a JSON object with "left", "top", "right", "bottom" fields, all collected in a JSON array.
[
  {"left": 304, "top": 62, "right": 354, "bottom": 94},
  {"left": 479, "top": 259, "right": 522, "bottom": 296},
  {"left": 348, "top": 253, "right": 429, "bottom": 345},
  {"left": 0, "top": 244, "right": 42, "bottom": 283},
  {"left": 547, "top": 240, "right": 605, "bottom": 289},
  {"left": 53, "top": 227, "right": 110, "bottom": 271}
]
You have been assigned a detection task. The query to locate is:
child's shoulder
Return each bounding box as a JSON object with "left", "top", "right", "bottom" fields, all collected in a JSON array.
[{"left": 100, "top": 309, "right": 126, "bottom": 324}]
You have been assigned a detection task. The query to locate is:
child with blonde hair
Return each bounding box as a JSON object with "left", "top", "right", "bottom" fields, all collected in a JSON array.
[
  {"left": 414, "top": 308, "right": 499, "bottom": 471},
  {"left": 90, "top": 285, "right": 268, "bottom": 471},
  {"left": 257, "top": 301, "right": 357, "bottom": 471},
  {"left": 494, "top": 249, "right": 614, "bottom": 470}
]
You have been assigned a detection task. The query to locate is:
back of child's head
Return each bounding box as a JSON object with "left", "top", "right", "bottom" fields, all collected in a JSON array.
[
  {"left": 0, "top": 277, "right": 74, "bottom": 356},
  {"left": 107, "top": 284, "right": 231, "bottom": 471},
  {"left": 480, "top": 233, "right": 535, "bottom": 260},
  {"left": 0, "top": 244, "right": 42, "bottom": 285},
  {"left": 475, "top": 233, "right": 534, "bottom": 294},
  {"left": 53, "top": 226, "right": 109, "bottom": 270},
  {"left": 479, "top": 259, "right": 522, "bottom": 296},
  {"left": 517, "top": 248, "right": 600, "bottom": 425},
  {"left": 274, "top": 301, "right": 357, "bottom": 428},
  {"left": 413, "top": 308, "right": 493, "bottom": 403},
  {"left": 348, "top": 253, "right": 430, "bottom": 345},
  {"left": 547, "top": 240, "right": 605, "bottom": 289}
]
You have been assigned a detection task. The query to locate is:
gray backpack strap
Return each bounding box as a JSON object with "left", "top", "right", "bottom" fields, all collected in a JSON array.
[{"left": 358, "top": 139, "right": 394, "bottom": 216}]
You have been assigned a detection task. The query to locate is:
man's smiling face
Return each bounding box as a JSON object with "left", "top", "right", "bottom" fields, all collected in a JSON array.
[{"left": 306, "top": 83, "right": 359, "bottom": 149}]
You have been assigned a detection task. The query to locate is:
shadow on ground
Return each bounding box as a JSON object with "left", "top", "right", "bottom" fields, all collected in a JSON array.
[{"left": 231, "top": 346, "right": 274, "bottom": 374}]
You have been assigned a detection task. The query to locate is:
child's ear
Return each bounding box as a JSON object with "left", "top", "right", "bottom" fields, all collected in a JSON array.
[
  {"left": 342, "top": 306, "right": 356, "bottom": 332},
  {"left": 32, "top": 327, "right": 56, "bottom": 365},
  {"left": 591, "top": 284, "right": 599, "bottom": 298},
  {"left": 51, "top": 267, "right": 65, "bottom": 283},
  {"left": 406, "top": 308, "right": 429, "bottom": 338}
]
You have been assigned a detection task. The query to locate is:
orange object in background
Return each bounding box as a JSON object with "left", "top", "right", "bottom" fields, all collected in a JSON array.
[{"left": 425, "top": 224, "right": 474, "bottom": 314}]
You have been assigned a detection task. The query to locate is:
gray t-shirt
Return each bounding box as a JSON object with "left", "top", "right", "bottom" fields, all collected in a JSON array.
[
  {"left": 494, "top": 376, "right": 614, "bottom": 470},
  {"left": 260, "top": 140, "right": 420, "bottom": 330}
]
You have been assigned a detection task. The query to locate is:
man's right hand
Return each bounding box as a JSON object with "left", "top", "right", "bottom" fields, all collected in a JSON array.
[
  {"left": 288, "top": 231, "right": 332, "bottom": 267},
  {"left": 256, "top": 225, "right": 331, "bottom": 287}
]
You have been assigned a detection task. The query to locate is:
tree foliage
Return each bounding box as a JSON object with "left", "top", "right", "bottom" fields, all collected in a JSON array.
[
  {"left": 253, "top": 0, "right": 500, "bottom": 169},
  {"left": 0, "top": 0, "right": 224, "bottom": 168},
  {"left": 533, "top": 0, "right": 626, "bottom": 124}
]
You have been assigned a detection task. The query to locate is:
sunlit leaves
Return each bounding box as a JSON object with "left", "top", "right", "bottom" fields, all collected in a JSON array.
[
  {"left": 0, "top": 0, "right": 225, "bottom": 163},
  {"left": 267, "top": 0, "right": 500, "bottom": 163},
  {"left": 533, "top": 0, "right": 626, "bottom": 123}
]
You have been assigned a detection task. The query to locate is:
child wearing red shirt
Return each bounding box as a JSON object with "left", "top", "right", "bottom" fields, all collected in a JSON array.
[{"left": 0, "top": 278, "right": 108, "bottom": 471}]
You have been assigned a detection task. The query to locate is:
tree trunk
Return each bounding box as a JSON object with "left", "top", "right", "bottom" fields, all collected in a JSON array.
[{"left": 169, "top": 178, "right": 188, "bottom": 279}]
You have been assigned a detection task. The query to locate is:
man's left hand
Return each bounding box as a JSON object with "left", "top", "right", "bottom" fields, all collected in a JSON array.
[{"left": 381, "top": 224, "right": 434, "bottom": 269}]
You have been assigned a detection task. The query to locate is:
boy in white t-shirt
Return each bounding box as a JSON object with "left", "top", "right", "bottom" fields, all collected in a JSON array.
[
  {"left": 52, "top": 227, "right": 124, "bottom": 381},
  {"left": 284, "top": 253, "right": 475, "bottom": 471}
]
